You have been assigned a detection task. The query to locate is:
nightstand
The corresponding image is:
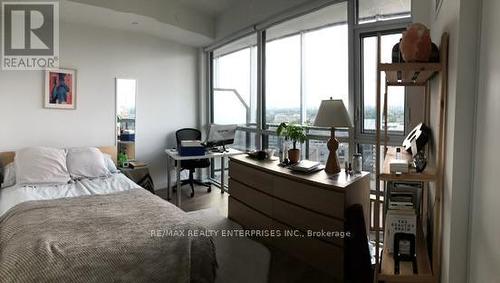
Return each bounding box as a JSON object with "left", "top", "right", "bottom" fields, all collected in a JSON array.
[{"left": 120, "top": 166, "right": 155, "bottom": 194}]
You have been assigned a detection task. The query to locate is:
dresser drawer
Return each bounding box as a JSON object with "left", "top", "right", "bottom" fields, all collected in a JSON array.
[
  {"left": 228, "top": 197, "right": 275, "bottom": 244},
  {"left": 229, "top": 196, "right": 344, "bottom": 280},
  {"left": 229, "top": 179, "right": 272, "bottom": 216},
  {"left": 272, "top": 197, "right": 344, "bottom": 246},
  {"left": 229, "top": 161, "right": 274, "bottom": 193},
  {"left": 271, "top": 220, "right": 344, "bottom": 279},
  {"left": 230, "top": 179, "right": 344, "bottom": 246},
  {"left": 273, "top": 177, "right": 345, "bottom": 219}
]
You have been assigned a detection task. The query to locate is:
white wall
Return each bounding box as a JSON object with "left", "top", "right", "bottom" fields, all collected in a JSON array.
[
  {"left": 0, "top": 22, "right": 198, "bottom": 189},
  {"left": 468, "top": 0, "right": 500, "bottom": 281},
  {"left": 428, "top": 0, "right": 482, "bottom": 282},
  {"left": 412, "top": 0, "right": 431, "bottom": 26}
]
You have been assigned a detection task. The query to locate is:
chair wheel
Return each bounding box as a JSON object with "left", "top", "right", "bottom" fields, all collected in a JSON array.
[
  {"left": 207, "top": 187, "right": 212, "bottom": 193},
  {"left": 190, "top": 192, "right": 195, "bottom": 198}
]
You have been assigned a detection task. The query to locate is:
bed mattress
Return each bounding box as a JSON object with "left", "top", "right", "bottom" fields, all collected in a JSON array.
[{"left": 0, "top": 189, "right": 217, "bottom": 283}]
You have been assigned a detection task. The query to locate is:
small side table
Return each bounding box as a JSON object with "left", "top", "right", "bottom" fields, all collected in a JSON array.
[{"left": 120, "top": 166, "right": 155, "bottom": 194}]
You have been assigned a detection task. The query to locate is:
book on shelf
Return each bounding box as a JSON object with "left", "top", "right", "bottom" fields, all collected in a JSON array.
[
  {"left": 288, "top": 160, "right": 322, "bottom": 173},
  {"left": 385, "top": 181, "right": 422, "bottom": 215},
  {"left": 129, "top": 161, "right": 148, "bottom": 169},
  {"left": 180, "top": 140, "right": 202, "bottom": 147},
  {"left": 388, "top": 201, "right": 415, "bottom": 211},
  {"left": 385, "top": 209, "right": 417, "bottom": 253},
  {"left": 384, "top": 181, "right": 422, "bottom": 254}
]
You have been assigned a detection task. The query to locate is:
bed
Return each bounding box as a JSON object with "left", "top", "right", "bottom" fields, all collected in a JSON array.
[{"left": 0, "top": 146, "right": 217, "bottom": 283}]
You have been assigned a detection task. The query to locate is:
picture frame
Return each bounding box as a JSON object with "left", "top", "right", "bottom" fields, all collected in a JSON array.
[{"left": 44, "top": 68, "right": 76, "bottom": 109}]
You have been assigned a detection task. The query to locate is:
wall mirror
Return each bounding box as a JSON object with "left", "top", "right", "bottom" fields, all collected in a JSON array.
[{"left": 116, "top": 78, "right": 137, "bottom": 164}]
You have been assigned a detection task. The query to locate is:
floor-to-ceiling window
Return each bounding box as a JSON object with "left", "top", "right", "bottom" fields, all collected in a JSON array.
[
  {"left": 211, "top": 35, "right": 258, "bottom": 185},
  {"left": 361, "top": 32, "right": 405, "bottom": 133},
  {"left": 207, "top": 0, "right": 413, "bottom": 221},
  {"left": 264, "top": 2, "right": 349, "bottom": 164},
  {"left": 355, "top": 0, "right": 411, "bottom": 253},
  {"left": 265, "top": 34, "right": 301, "bottom": 125},
  {"left": 212, "top": 34, "right": 258, "bottom": 129}
]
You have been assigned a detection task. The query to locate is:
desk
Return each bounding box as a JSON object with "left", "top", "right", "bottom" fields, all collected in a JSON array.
[
  {"left": 228, "top": 155, "right": 370, "bottom": 280},
  {"left": 165, "top": 148, "right": 244, "bottom": 207}
]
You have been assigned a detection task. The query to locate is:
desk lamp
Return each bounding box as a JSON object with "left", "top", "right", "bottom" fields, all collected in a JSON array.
[{"left": 313, "top": 99, "right": 353, "bottom": 174}]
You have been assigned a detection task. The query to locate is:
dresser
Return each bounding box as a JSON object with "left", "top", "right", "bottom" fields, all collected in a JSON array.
[{"left": 228, "top": 155, "right": 370, "bottom": 280}]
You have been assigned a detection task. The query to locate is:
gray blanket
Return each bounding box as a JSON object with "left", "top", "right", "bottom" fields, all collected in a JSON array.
[{"left": 0, "top": 189, "right": 217, "bottom": 283}]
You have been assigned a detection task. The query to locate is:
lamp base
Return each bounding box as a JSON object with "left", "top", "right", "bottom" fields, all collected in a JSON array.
[{"left": 325, "top": 128, "right": 341, "bottom": 174}]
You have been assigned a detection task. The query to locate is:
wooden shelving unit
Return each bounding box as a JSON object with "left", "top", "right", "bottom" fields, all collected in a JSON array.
[
  {"left": 374, "top": 33, "right": 449, "bottom": 283},
  {"left": 379, "top": 224, "right": 433, "bottom": 282},
  {"left": 380, "top": 148, "right": 437, "bottom": 182},
  {"left": 379, "top": 63, "right": 442, "bottom": 86}
]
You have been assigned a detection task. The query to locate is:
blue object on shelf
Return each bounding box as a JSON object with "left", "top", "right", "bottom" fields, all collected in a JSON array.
[
  {"left": 121, "top": 133, "right": 135, "bottom": 141},
  {"left": 179, "top": 146, "right": 205, "bottom": 156}
]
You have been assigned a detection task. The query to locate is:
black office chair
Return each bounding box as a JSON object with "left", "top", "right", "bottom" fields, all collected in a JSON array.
[{"left": 173, "top": 128, "right": 212, "bottom": 198}]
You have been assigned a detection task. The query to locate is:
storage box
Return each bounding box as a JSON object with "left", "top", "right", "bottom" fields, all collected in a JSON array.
[
  {"left": 179, "top": 146, "right": 205, "bottom": 156},
  {"left": 389, "top": 159, "right": 409, "bottom": 173},
  {"left": 120, "top": 133, "right": 135, "bottom": 141}
]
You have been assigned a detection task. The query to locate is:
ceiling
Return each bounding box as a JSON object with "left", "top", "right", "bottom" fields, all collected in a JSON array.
[
  {"left": 62, "top": 0, "right": 245, "bottom": 46},
  {"left": 179, "top": 0, "right": 236, "bottom": 17},
  {"left": 58, "top": 0, "right": 382, "bottom": 47},
  {"left": 61, "top": 1, "right": 213, "bottom": 46}
]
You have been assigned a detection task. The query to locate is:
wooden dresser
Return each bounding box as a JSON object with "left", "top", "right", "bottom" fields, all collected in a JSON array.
[{"left": 228, "top": 155, "right": 370, "bottom": 280}]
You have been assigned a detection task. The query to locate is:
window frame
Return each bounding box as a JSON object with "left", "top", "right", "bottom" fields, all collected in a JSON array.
[
  {"left": 357, "top": 29, "right": 409, "bottom": 140},
  {"left": 352, "top": 13, "right": 412, "bottom": 203},
  {"left": 212, "top": 38, "right": 258, "bottom": 127},
  {"left": 264, "top": 20, "right": 349, "bottom": 128},
  {"left": 206, "top": 0, "right": 415, "bottom": 190},
  {"left": 356, "top": 0, "right": 412, "bottom": 25},
  {"left": 353, "top": 20, "right": 411, "bottom": 147}
]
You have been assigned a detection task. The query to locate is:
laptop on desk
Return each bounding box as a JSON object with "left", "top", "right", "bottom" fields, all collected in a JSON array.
[{"left": 202, "top": 124, "right": 237, "bottom": 152}]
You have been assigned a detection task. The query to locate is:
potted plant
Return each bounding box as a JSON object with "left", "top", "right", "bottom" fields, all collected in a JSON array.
[{"left": 276, "top": 122, "right": 307, "bottom": 163}]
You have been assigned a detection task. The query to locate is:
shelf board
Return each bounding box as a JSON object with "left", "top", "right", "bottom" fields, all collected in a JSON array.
[
  {"left": 379, "top": 223, "right": 434, "bottom": 282},
  {"left": 379, "top": 63, "right": 442, "bottom": 86},
  {"left": 380, "top": 147, "right": 437, "bottom": 182},
  {"left": 117, "top": 140, "right": 135, "bottom": 144}
]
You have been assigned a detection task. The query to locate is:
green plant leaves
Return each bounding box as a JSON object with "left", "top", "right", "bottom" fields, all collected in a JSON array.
[{"left": 275, "top": 122, "right": 307, "bottom": 149}]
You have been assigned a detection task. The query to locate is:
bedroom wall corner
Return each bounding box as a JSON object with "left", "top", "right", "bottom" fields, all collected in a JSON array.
[{"left": 0, "top": 22, "right": 199, "bottom": 190}]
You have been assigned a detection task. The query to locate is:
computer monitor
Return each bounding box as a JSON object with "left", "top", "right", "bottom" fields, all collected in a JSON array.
[{"left": 205, "top": 124, "right": 237, "bottom": 151}]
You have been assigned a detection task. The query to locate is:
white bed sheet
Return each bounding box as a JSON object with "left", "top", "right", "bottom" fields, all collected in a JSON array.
[{"left": 0, "top": 173, "right": 141, "bottom": 217}]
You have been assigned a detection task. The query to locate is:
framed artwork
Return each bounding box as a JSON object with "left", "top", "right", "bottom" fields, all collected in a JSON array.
[{"left": 44, "top": 68, "right": 76, "bottom": 109}]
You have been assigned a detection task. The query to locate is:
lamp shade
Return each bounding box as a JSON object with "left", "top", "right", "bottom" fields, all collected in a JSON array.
[{"left": 313, "top": 99, "right": 353, "bottom": 128}]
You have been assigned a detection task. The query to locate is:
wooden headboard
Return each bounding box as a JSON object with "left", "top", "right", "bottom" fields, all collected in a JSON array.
[{"left": 0, "top": 146, "right": 117, "bottom": 167}]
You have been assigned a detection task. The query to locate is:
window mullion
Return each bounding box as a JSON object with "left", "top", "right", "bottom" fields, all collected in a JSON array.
[
  {"left": 258, "top": 30, "right": 267, "bottom": 149},
  {"left": 348, "top": 0, "right": 356, "bottom": 159},
  {"left": 300, "top": 31, "right": 306, "bottom": 125}
]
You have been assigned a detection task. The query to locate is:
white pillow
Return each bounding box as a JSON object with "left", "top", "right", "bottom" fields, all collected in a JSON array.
[
  {"left": 67, "top": 147, "right": 110, "bottom": 179},
  {"left": 15, "top": 147, "right": 71, "bottom": 185},
  {"left": 1, "top": 162, "right": 16, "bottom": 188},
  {"left": 103, "top": 153, "right": 119, "bottom": 173}
]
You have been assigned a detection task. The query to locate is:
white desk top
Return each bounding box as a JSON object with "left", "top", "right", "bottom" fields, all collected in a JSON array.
[{"left": 165, "top": 148, "right": 244, "bottom": 160}]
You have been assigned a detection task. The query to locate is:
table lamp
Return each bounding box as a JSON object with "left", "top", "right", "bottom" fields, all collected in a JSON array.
[{"left": 313, "top": 99, "right": 353, "bottom": 174}]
